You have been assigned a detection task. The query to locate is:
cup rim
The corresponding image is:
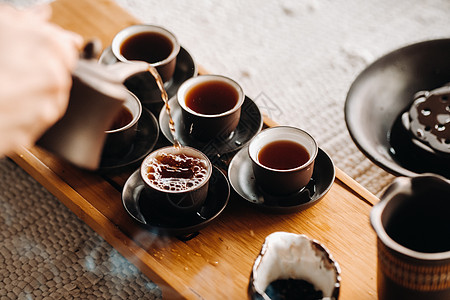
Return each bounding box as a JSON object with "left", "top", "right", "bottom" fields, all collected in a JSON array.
[
  {"left": 176, "top": 74, "right": 245, "bottom": 118},
  {"left": 111, "top": 24, "right": 181, "bottom": 67},
  {"left": 248, "top": 126, "right": 318, "bottom": 173},
  {"left": 370, "top": 174, "right": 450, "bottom": 260},
  {"left": 140, "top": 145, "right": 213, "bottom": 194},
  {"left": 105, "top": 91, "right": 142, "bottom": 133}
]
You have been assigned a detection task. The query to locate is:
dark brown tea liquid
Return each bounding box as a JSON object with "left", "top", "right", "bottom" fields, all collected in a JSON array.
[
  {"left": 185, "top": 80, "right": 238, "bottom": 115},
  {"left": 385, "top": 191, "right": 450, "bottom": 253},
  {"left": 108, "top": 106, "right": 133, "bottom": 131},
  {"left": 388, "top": 110, "right": 450, "bottom": 178},
  {"left": 258, "top": 140, "right": 310, "bottom": 170},
  {"left": 120, "top": 31, "right": 173, "bottom": 64},
  {"left": 147, "top": 65, "right": 180, "bottom": 148},
  {"left": 264, "top": 279, "right": 323, "bottom": 300}
]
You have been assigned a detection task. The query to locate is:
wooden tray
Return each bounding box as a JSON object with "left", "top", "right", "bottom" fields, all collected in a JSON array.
[{"left": 10, "top": 0, "right": 380, "bottom": 298}]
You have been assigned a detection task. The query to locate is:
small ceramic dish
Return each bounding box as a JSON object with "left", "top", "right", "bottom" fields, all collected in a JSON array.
[{"left": 249, "top": 232, "right": 341, "bottom": 300}]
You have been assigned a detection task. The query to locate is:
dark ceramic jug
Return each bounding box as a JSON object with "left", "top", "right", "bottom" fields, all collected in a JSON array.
[{"left": 370, "top": 174, "right": 450, "bottom": 300}]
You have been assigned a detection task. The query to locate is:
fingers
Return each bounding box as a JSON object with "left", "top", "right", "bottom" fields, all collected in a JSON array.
[
  {"left": 34, "top": 5, "right": 83, "bottom": 71},
  {"left": 0, "top": 3, "right": 51, "bottom": 21},
  {"left": 45, "top": 24, "right": 83, "bottom": 70},
  {"left": 24, "top": 3, "right": 52, "bottom": 21},
  {"left": 0, "top": 4, "right": 84, "bottom": 156}
]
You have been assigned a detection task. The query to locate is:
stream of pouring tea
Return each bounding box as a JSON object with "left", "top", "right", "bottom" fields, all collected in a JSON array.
[{"left": 147, "top": 65, "right": 181, "bottom": 148}]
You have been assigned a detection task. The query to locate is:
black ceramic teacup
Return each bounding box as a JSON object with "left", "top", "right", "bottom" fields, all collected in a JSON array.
[
  {"left": 139, "top": 146, "right": 212, "bottom": 215},
  {"left": 112, "top": 24, "right": 181, "bottom": 104},
  {"left": 371, "top": 174, "right": 450, "bottom": 300},
  {"left": 112, "top": 24, "right": 180, "bottom": 83},
  {"left": 248, "top": 126, "right": 318, "bottom": 196},
  {"left": 102, "top": 91, "right": 142, "bottom": 157},
  {"left": 177, "top": 74, "right": 245, "bottom": 141}
]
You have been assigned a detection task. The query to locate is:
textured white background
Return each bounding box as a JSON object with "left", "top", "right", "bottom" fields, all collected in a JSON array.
[
  {"left": 111, "top": 0, "right": 450, "bottom": 196},
  {"left": 5, "top": 0, "right": 450, "bottom": 194},
  {"left": 1, "top": 0, "right": 450, "bottom": 298}
]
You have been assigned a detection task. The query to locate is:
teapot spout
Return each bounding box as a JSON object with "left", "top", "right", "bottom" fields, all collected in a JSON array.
[{"left": 106, "top": 60, "right": 152, "bottom": 82}]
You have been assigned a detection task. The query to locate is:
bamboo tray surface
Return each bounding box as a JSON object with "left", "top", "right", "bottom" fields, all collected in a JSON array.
[{"left": 11, "top": 0, "right": 379, "bottom": 298}]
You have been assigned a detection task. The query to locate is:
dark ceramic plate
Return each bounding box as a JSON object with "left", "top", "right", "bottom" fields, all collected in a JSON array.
[
  {"left": 345, "top": 39, "right": 450, "bottom": 178},
  {"left": 99, "top": 108, "right": 159, "bottom": 170},
  {"left": 99, "top": 46, "right": 197, "bottom": 106},
  {"left": 122, "top": 166, "right": 230, "bottom": 236},
  {"left": 159, "top": 96, "right": 263, "bottom": 161},
  {"left": 228, "top": 146, "right": 335, "bottom": 214}
]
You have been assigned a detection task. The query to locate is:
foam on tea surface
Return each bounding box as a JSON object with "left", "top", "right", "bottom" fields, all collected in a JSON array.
[{"left": 145, "top": 153, "right": 209, "bottom": 192}]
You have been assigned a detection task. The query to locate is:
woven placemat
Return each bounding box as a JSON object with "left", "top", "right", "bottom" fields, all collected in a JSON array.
[
  {"left": 2, "top": 0, "right": 450, "bottom": 298},
  {"left": 0, "top": 158, "right": 161, "bottom": 299}
]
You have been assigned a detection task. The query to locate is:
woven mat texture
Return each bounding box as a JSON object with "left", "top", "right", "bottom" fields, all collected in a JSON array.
[{"left": 1, "top": 0, "right": 450, "bottom": 298}]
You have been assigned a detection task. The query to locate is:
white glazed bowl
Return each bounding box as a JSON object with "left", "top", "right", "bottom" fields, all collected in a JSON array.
[{"left": 249, "top": 232, "right": 341, "bottom": 300}]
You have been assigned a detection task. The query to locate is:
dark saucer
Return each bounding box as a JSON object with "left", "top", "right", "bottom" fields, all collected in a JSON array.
[
  {"left": 159, "top": 96, "right": 263, "bottom": 160},
  {"left": 99, "top": 45, "right": 197, "bottom": 106},
  {"left": 122, "top": 166, "right": 230, "bottom": 236},
  {"left": 99, "top": 108, "right": 159, "bottom": 170},
  {"left": 228, "top": 146, "right": 335, "bottom": 214}
]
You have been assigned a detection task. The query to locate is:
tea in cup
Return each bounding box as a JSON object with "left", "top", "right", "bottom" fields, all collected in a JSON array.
[
  {"left": 248, "top": 126, "right": 318, "bottom": 196},
  {"left": 111, "top": 25, "right": 180, "bottom": 104},
  {"left": 112, "top": 24, "right": 180, "bottom": 82},
  {"left": 371, "top": 174, "right": 450, "bottom": 300},
  {"left": 177, "top": 74, "right": 245, "bottom": 141},
  {"left": 102, "top": 91, "right": 142, "bottom": 157},
  {"left": 140, "top": 146, "right": 212, "bottom": 214}
]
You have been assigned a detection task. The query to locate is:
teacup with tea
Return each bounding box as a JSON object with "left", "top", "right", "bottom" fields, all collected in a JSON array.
[
  {"left": 140, "top": 146, "right": 212, "bottom": 215},
  {"left": 102, "top": 91, "right": 142, "bottom": 157},
  {"left": 248, "top": 126, "right": 318, "bottom": 196},
  {"left": 112, "top": 24, "right": 180, "bottom": 82},
  {"left": 111, "top": 24, "right": 180, "bottom": 104},
  {"left": 177, "top": 74, "right": 245, "bottom": 141}
]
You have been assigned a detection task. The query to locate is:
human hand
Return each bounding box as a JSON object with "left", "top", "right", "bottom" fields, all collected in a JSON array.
[{"left": 0, "top": 4, "right": 83, "bottom": 156}]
